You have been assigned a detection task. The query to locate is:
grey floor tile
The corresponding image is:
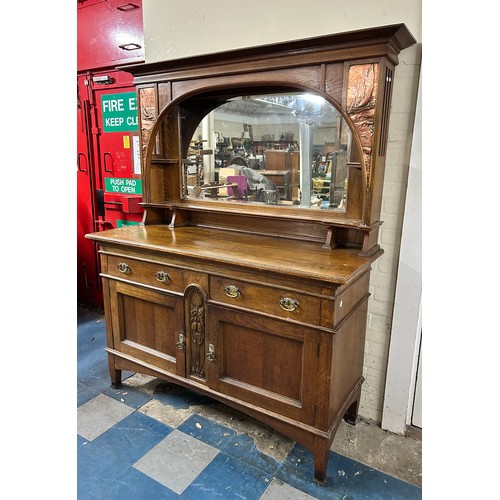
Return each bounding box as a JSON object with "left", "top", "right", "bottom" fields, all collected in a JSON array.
[
  {"left": 260, "top": 478, "right": 318, "bottom": 499},
  {"left": 133, "top": 429, "right": 219, "bottom": 494},
  {"left": 77, "top": 393, "right": 135, "bottom": 441}
]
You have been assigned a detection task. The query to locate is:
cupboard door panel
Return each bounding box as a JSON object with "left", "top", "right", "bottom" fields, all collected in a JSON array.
[
  {"left": 207, "top": 306, "right": 317, "bottom": 424},
  {"left": 110, "top": 280, "right": 185, "bottom": 376},
  {"left": 223, "top": 324, "right": 303, "bottom": 401}
]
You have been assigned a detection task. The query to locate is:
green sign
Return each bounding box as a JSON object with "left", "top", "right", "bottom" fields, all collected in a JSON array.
[
  {"left": 116, "top": 220, "right": 140, "bottom": 227},
  {"left": 105, "top": 177, "right": 142, "bottom": 194},
  {"left": 101, "top": 92, "right": 138, "bottom": 132}
]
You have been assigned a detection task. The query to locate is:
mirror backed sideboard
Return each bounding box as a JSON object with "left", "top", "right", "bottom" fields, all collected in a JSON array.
[{"left": 87, "top": 24, "right": 416, "bottom": 484}]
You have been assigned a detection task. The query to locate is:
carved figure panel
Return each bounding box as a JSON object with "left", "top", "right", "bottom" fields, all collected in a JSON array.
[{"left": 184, "top": 285, "right": 207, "bottom": 379}]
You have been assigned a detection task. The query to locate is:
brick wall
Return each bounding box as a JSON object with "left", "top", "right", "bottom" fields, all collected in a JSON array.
[{"left": 359, "top": 44, "right": 422, "bottom": 422}]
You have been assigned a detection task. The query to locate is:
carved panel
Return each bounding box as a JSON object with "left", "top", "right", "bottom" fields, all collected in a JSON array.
[{"left": 184, "top": 284, "right": 207, "bottom": 379}]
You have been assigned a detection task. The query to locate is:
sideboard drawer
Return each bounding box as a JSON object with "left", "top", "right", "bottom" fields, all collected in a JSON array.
[
  {"left": 107, "top": 255, "right": 196, "bottom": 293},
  {"left": 209, "top": 276, "right": 321, "bottom": 325}
]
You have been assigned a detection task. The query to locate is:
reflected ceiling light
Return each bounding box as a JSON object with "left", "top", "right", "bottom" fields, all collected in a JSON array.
[{"left": 300, "top": 94, "right": 325, "bottom": 104}]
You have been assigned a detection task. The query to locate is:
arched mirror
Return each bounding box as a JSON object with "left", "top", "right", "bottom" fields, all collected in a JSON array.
[{"left": 180, "top": 92, "right": 360, "bottom": 211}]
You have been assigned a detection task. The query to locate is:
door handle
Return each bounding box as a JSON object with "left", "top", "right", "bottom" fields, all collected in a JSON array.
[
  {"left": 103, "top": 152, "right": 114, "bottom": 174},
  {"left": 119, "top": 43, "right": 142, "bottom": 51},
  {"left": 78, "top": 153, "right": 88, "bottom": 173},
  {"left": 279, "top": 297, "right": 299, "bottom": 312}
]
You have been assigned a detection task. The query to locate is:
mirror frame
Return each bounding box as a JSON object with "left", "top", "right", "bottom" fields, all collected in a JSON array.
[
  {"left": 159, "top": 87, "right": 364, "bottom": 216},
  {"left": 123, "top": 24, "right": 416, "bottom": 254}
]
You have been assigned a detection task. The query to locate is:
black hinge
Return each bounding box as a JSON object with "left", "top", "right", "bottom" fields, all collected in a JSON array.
[{"left": 96, "top": 189, "right": 105, "bottom": 217}]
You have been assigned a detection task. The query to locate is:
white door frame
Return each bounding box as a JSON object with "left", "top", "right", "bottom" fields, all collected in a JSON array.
[
  {"left": 411, "top": 318, "right": 422, "bottom": 428},
  {"left": 381, "top": 73, "right": 422, "bottom": 435}
]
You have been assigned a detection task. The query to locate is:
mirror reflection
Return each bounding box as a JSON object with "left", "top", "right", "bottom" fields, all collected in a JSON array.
[{"left": 183, "top": 92, "right": 353, "bottom": 210}]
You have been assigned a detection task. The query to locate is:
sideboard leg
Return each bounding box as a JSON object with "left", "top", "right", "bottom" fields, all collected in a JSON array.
[
  {"left": 108, "top": 356, "right": 122, "bottom": 389},
  {"left": 313, "top": 437, "right": 330, "bottom": 485},
  {"left": 343, "top": 390, "right": 361, "bottom": 426}
]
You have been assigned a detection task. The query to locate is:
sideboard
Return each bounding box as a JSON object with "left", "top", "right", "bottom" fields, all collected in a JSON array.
[{"left": 87, "top": 24, "right": 416, "bottom": 483}]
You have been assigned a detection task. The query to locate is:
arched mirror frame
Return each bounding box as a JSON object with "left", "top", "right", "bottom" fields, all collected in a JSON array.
[
  {"left": 128, "top": 24, "right": 416, "bottom": 255},
  {"left": 143, "top": 82, "right": 367, "bottom": 220}
]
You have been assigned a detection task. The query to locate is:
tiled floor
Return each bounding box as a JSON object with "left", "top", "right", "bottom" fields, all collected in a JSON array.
[{"left": 77, "top": 305, "right": 422, "bottom": 499}]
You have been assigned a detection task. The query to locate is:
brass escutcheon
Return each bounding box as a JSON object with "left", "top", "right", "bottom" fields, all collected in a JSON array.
[
  {"left": 206, "top": 343, "right": 216, "bottom": 362},
  {"left": 176, "top": 333, "right": 185, "bottom": 350}
]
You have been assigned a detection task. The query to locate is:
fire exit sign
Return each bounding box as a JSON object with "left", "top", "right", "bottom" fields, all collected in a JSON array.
[{"left": 101, "top": 92, "right": 139, "bottom": 132}]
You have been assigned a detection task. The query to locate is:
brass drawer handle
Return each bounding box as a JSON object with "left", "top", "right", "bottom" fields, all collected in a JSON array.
[
  {"left": 224, "top": 285, "right": 241, "bottom": 298},
  {"left": 280, "top": 297, "right": 299, "bottom": 312},
  {"left": 155, "top": 270, "right": 171, "bottom": 283},
  {"left": 117, "top": 262, "right": 131, "bottom": 274},
  {"left": 206, "top": 343, "right": 216, "bottom": 362}
]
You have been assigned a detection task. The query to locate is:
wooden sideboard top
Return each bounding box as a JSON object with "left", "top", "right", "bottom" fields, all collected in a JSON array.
[{"left": 86, "top": 225, "right": 382, "bottom": 285}]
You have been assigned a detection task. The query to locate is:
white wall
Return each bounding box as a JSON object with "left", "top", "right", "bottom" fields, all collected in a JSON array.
[
  {"left": 142, "top": 1, "right": 421, "bottom": 63},
  {"left": 142, "top": 0, "right": 422, "bottom": 424},
  {"left": 381, "top": 73, "right": 422, "bottom": 434}
]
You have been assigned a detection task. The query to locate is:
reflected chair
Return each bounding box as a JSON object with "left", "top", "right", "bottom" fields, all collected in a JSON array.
[{"left": 226, "top": 175, "right": 248, "bottom": 199}]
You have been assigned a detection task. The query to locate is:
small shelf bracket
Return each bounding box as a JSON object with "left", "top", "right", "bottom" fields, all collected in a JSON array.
[{"left": 322, "top": 226, "right": 338, "bottom": 249}]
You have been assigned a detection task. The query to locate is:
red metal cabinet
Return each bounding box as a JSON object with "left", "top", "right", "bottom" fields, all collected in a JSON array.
[
  {"left": 77, "top": 0, "right": 144, "bottom": 307},
  {"left": 77, "top": 0, "right": 144, "bottom": 71}
]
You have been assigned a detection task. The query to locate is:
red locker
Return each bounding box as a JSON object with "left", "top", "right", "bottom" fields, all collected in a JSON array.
[
  {"left": 77, "top": 0, "right": 144, "bottom": 71},
  {"left": 77, "top": 0, "right": 144, "bottom": 307}
]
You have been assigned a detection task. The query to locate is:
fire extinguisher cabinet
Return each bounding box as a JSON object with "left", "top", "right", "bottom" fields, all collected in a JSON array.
[{"left": 77, "top": 0, "right": 145, "bottom": 307}]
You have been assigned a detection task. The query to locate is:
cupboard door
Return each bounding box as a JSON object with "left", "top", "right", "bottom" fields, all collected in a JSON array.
[
  {"left": 109, "top": 280, "right": 185, "bottom": 376},
  {"left": 206, "top": 306, "right": 318, "bottom": 424}
]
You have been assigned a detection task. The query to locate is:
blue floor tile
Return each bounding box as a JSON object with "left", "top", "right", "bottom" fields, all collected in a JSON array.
[
  {"left": 77, "top": 434, "right": 88, "bottom": 448},
  {"left": 182, "top": 452, "right": 273, "bottom": 500},
  {"left": 104, "top": 384, "right": 154, "bottom": 409},
  {"left": 179, "top": 413, "right": 282, "bottom": 475},
  {"left": 178, "top": 413, "right": 237, "bottom": 448},
  {"left": 78, "top": 413, "right": 176, "bottom": 499},
  {"left": 77, "top": 307, "right": 134, "bottom": 407},
  {"left": 78, "top": 442, "right": 177, "bottom": 500},
  {"left": 153, "top": 381, "right": 216, "bottom": 409},
  {"left": 277, "top": 444, "right": 421, "bottom": 500},
  {"left": 77, "top": 310, "right": 109, "bottom": 406},
  {"left": 90, "top": 412, "right": 173, "bottom": 465},
  {"left": 78, "top": 436, "right": 131, "bottom": 499},
  {"left": 101, "top": 465, "right": 179, "bottom": 500}
]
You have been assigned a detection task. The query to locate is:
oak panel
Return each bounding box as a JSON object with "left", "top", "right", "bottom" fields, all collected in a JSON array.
[
  {"left": 209, "top": 275, "right": 322, "bottom": 326},
  {"left": 110, "top": 281, "right": 185, "bottom": 376}
]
